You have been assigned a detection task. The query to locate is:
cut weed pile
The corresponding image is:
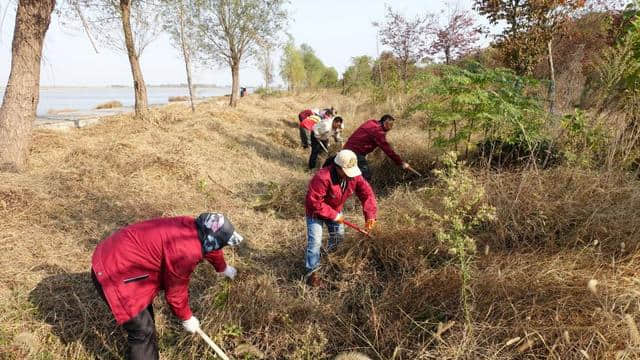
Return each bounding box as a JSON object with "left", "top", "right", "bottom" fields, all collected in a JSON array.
[{"left": 1, "top": 92, "right": 640, "bottom": 359}]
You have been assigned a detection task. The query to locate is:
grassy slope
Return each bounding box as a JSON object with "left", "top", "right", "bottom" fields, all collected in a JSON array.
[{"left": 0, "top": 92, "right": 639, "bottom": 359}]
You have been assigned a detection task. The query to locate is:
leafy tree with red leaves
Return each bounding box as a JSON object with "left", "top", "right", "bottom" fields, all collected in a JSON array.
[
  {"left": 374, "top": 5, "right": 436, "bottom": 81},
  {"left": 428, "top": 4, "right": 485, "bottom": 64}
]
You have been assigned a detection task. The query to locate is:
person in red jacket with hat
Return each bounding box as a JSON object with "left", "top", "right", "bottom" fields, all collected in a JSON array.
[
  {"left": 343, "top": 114, "right": 413, "bottom": 182},
  {"left": 91, "top": 213, "right": 243, "bottom": 359},
  {"left": 304, "top": 149, "right": 377, "bottom": 287}
]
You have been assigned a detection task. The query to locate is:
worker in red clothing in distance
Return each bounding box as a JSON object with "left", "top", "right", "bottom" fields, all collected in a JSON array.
[
  {"left": 343, "top": 114, "right": 414, "bottom": 182},
  {"left": 298, "top": 107, "right": 335, "bottom": 149},
  {"left": 91, "top": 213, "right": 243, "bottom": 360},
  {"left": 304, "top": 149, "right": 377, "bottom": 287}
]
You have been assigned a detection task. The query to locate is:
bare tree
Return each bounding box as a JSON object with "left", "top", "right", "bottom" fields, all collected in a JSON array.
[
  {"left": 70, "top": 0, "right": 161, "bottom": 115},
  {"left": 162, "top": 0, "right": 199, "bottom": 112},
  {"left": 0, "top": 0, "right": 56, "bottom": 171},
  {"left": 374, "top": 5, "right": 435, "bottom": 81},
  {"left": 195, "top": 0, "right": 287, "bottom": 107},
  {"left": 256, "top": 41, "right": 275, "bottom": 90},
  {"left": 428, "top": 3, "right": 484, "bottom": 64}
]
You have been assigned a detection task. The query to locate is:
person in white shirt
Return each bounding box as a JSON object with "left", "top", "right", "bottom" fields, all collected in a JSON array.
[
  {"left": 298, "top": 107, "right": 335, "bottom": 149},
  {"left": 308, "top": 116, "right": 344, "bottom": 170},
  {"left": 312, "top": 107, "right": 335, "bottom": 119}
]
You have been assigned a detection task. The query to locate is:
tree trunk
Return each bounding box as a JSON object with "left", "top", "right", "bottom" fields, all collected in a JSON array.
[
  {"left": 402, "top": 60, "right": 408, "bottom": 82},
  {"left": 183, "top": 47, "right": 196, "bottom": 113},
  {"left": 263, "top": 46, "right": 272, "bottom": 90},
  {"left": 0, "top": 0, "right": 55, "bottom": 172},
  {"left": 178, "top": 6, "right": 195, "bottom": 113},
  {"left": 547, "top": 39, "right": 556, "bottom": 114},
  {"left": 230, "top": 59, "right": 240, "bottom": 107},
  {"left": 120, "top": 0, "right": 148, "bottom": 116},
  {"left": 445, "top": 46, "right": 451, "bottom": 65},
  {"left": 264, "top": 60, "right": 271, "bottom": 90}
]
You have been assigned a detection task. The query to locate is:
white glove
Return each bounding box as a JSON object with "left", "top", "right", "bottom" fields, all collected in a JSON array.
[
  {"left": 222, "top": 265, "right": 237, "bottom": 280},
  {"left": 182, "top": 316, "right": 200, "bottom": 334}
]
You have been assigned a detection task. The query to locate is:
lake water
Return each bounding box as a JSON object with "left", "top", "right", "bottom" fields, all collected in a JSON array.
[{"left": 1, "top": 86, "right": 233, "bottom": 116}]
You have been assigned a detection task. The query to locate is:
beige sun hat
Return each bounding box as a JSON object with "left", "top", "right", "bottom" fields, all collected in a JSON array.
[
  {"left": 334, "top": 352, "right": 372, "bottom": 360},
  {"left": 334, "top": 149, "right": 361, "bottom": 178}
]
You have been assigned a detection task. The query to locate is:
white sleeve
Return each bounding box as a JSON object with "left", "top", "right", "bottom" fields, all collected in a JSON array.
[{"left": 311, "top": 122, "right": 320, "bottom": 137}]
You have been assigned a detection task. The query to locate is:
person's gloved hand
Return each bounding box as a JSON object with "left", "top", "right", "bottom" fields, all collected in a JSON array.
[
  {"left": 365, "top": 219, "right": 377, "bottom": 231},
  {"left": 222, "top": 265, "right": 237, "bottom": 280},
  {"left": 402, "top": 162, "right": 410, "bottom": 170},
  {"left": 182, "top": 316, "right": 200, "bottom": 334},
  {"left": 335, "top": 214, "right": 345, "bottom": 224}
]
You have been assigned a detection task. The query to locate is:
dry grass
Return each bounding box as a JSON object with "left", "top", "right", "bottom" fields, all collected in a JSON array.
[
  {"left": 0, "top": 91, "right": 639, "bottom": 359},
  {"left": 485, "top": 168, "right": 640, "bottom": 251},
  {"left": 168, "top": 96, "right": 189, "bottom": 102},
  {"left": 94, "top": 100, "right": 123, "bottom": 109}
]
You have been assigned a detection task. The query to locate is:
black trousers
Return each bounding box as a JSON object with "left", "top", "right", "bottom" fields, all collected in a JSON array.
[
  {"left": 299, "top": 127, "right": 310, "bottom": 148},
  {"left": 92, "top": 271, "right": 159, "bottom": 360},
  {"left": 309, "top": 133, "right": 329, "bottom": 170},
  {"left": 356, "top": 154, "right": 372, "bottom": 182}
]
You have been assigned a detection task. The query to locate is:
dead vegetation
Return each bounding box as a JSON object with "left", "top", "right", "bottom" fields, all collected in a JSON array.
[
  {"left": 168, "top": 96, "right": 189, "bottom": 102},
  {"left": 0, "top": 92, "right": 639, "bottom": 359},
  {"left": 94, "top": 100, "right": 123, "bottom": 109}
]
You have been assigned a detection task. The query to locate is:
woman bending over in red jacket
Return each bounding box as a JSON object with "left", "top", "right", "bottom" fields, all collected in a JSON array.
[{"left": 91, "top": 213, "right": 243, "bottom": 360}]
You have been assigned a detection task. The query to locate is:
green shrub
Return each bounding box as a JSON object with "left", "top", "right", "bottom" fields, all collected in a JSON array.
[
  {"left": 425, "top": 152, "right": 496, "bottom": 326},
  {"left": 406, "top": 63, "right": 549, "bottom": 162},
  {"left": 560, "top": 109, "right": 608, "bottom": 168}
]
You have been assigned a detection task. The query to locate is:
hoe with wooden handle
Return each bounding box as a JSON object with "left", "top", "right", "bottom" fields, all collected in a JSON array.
[
  {"left": 405, "top": 165, "right": 423, "bottom": 177},
  {"left": 196, "top": 328, "right": 231, "bottom": 360},
  {"left": 343, "top": 220, "right": 371, "bottom": 238},
  {"left": 318, "top": 140, "right": 329, "bottom": 154}
]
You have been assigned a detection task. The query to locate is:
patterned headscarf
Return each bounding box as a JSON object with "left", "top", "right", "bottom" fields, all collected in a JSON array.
[{"left": 195, "top": 213, "right": 244, "bottom": 253}]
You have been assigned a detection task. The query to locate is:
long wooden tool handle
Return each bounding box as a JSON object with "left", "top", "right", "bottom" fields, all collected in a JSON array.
[
  {"left": 407, "top": 166, "right": 423, "bottom": 177},
  {"left": 196, "top": 328, "right": 231, "bottom": 360},
  {"left": 343, "top": 220, "right": 371, "bottom": 238},
  {"left": 319, "top": 140, "right": 329, "bottom": 153}
]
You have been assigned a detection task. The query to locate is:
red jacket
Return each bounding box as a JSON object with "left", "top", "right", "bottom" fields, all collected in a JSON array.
[
  {"left": 305, "top": 165, "right": 377, "bottom": 221},
  {"left": 91, "top": 217, "right": 227, "bottom": 324},
  {"left": 344, "top": 119, "right": 404, "bottom": 166},
  {"left": 300, "top": 115, "right": 321, "bottom": 130}
]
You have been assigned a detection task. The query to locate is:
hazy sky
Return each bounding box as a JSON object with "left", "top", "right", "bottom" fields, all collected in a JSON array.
[{"left": 0, "top": 0, "right": 480, "bottom": 87}]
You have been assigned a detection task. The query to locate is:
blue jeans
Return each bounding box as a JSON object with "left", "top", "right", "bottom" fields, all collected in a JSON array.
[{"left": 305, "top": 216, "right": 345, "bottom": 273}]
